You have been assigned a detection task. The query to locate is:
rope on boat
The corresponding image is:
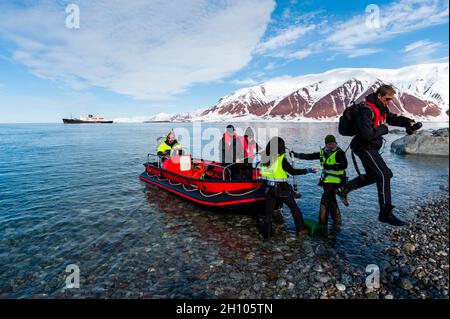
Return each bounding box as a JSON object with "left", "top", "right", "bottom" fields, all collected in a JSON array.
[
  {"left": 168, "top": 180, "right": 182, "bottom": 186},
  {"left": 145, "top": 170, "right": 261, "bottom": 199},
  {"left": 145, "top": 172, "right": 157, "bottom": 178},
  {"left": 198, "top": 189, "right": 223, "bottom": 197},
  {"left": 157, "top": 175, "right": 168, "bottom": 182},
  {"left": 182, "top": 184, "right": 198, "bottom": 192},
  {"left": 224, "top": 185, "right": 262, "bottom": 197}
]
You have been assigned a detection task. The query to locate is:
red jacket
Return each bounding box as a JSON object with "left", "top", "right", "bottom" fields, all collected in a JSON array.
[{"left": 365, "top": 101, "right": 388, "bottom": 128}]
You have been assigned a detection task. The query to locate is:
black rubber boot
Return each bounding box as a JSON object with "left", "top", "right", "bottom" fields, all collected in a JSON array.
[
  {"left": 293, "top": 216, "right": 309, "bottom": 238},
  {"left": 336, "top": 187, "right": 349, "bottom": 207},
  {"left": 329, "top": 202, "right": 342, "bottom": 226},
  {"left": 378, "top": 205, "right": 406, "bottom": 226},
  {"left": 319, "top": 203, "right": 328, "bottom": 226},
  {"left": 262, "top": 222, "right": 272, "bottom": 239}
]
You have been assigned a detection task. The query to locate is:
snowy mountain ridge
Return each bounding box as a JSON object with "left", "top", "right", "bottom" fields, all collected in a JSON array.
[{"left": 115, "top": 63, "right": 449, "bottom": 122}]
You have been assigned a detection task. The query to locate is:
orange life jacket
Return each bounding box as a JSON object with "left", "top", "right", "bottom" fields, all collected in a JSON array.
[
  {"left": 238, "top": 136, "right": 257, "bottom": 160},
  {"left": 223, "top": 133, "right": 237, "bottom": 149}
]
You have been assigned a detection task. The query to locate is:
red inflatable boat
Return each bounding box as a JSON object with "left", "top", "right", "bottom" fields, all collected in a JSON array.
[{"left": 139, "top": 154, "right": 266, "bottom": 207}]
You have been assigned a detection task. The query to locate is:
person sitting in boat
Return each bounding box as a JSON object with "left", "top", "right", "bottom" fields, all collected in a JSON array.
[
  {"left": 236, "top": 127, "right": 259, "bottom": 179},
  {"left": 219, "top": 125, "right": 238, "bottom": 164},
  {"left": 157, "top": 131, "right": 182, "bottom": 159},
  {"left": 239, "top": 127, "right": 259, "bottom": 163},
  {"left": 219, "top": 125, "right": 242, "bottom": 179},
  {"left": 260, "top": 136, "right": 317, "bottom": 239},
  {"left": 290, "top": 135, "right": 348, "bottom": 232}
]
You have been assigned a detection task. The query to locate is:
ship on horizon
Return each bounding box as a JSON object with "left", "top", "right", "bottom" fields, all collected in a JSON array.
[{"left": 62, "top": 114, "right": 113, "bottom": 124}]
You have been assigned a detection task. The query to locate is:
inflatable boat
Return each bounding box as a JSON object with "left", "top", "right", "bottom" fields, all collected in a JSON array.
[{"left": 139, "top": 154, "right": 266, "bottom": 207}]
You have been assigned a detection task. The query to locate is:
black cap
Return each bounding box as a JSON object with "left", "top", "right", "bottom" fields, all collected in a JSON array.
[{"left": 226, "top": 125, "right": 235, "bottom": 134}]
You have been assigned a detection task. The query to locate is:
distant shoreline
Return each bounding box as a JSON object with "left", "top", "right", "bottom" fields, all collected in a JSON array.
[{"left": 1, "top": 120, "right": 448, "bottom": 125}]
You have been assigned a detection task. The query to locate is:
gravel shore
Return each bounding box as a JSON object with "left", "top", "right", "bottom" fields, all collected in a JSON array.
[
  {"left": 206, "top": 190, "right": 450, "bottom": 299},
  {"left": 12, "top": 189, "right": 448, "bottom": 299},
  {"left": 380, "top": 191, "right": 449, "bottom": 299}
]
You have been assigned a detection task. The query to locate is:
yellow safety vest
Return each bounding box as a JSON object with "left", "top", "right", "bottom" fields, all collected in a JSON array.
[
  {"left": 261, "top": 154, "right": 288, "bottom": 182},
  {"left": 320, "top": 148, "right": 345, "bottom": 184},
  {"left": 157, "top": 141, "right": 182, "bottom": 155}
]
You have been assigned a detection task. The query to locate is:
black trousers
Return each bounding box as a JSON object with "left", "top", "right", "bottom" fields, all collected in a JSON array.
[
  {"left": 318, "top": 183, "right": 341, "bottom": 225},
  {"left": 264, "top": 187, "right": 306, "bottom": 233},
  {"left": 322, "top": 183, "right": 338, "bottom": 205},
  {"left": 345, "top": 148, "right": 393, "bottom": 208}
]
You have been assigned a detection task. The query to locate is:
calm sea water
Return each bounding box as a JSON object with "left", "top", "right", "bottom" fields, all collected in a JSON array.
[{"left": 0, "top": 122, "right": 448, "bottom": 298}]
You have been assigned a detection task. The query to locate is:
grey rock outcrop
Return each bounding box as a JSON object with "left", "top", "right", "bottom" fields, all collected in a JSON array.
[{"left": 391, "top": 128, "right": 449, "bottom": 156}]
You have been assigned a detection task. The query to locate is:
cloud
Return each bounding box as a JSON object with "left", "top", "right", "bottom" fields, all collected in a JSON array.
[
  {"left": 261, "top": 0, "right": 449, "bottom": 61},
  {"left": 264, "top": 62, "right": 277, "bottom": 71},
  {"left": 287, "top": 49, "right": 313, "bottom": 60},
  {"left": 255, "top": 24, "right": 316, "bottom": 53},
  {"left": 0, "top": 0, "right": 275, "bottom": 100},
  {"left": 325, "top": 0, "right": 449, "bottom": 57},
  {"left": 347, "top": 48, "right": 383, "bottom": 58},
  {"left": 403, "top": 40, "right": 440, "bottom": 52},
  {"left": 402, "top": 40, "right": 444, "bottom": 63},
  {"left": 231, "top": 78, "right": 258, "bottom": 86}
]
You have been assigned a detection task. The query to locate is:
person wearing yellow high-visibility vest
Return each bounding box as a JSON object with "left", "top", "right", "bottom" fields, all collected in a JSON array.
[
  {"left": 157, "top": 131, "right": 182, "bottom": 159},
  {"left": 291, "top": 135, "right": 348, "bottom": 229},
  {"left": 260, "top": 137, "right": 317, "bottom": 239}
]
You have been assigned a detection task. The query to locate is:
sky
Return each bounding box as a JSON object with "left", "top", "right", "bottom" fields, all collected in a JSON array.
[{"left": 0, "top": 0, "right": 448, "bottom": 123}]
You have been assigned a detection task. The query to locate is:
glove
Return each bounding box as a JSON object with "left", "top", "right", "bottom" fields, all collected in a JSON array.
[
  {"left": 306, "top": 167, "right": 317, "bottom": 174},
  {"left": 378, "top": 124, "right": 389, "bottom": 136},
  {"left": 406, "top": 122, "right": 423, "bottom": 135}
]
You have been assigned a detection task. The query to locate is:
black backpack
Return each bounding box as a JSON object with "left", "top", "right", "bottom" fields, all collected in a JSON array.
[{"left": 338, "top": 101, "right": 372, "bottom": 136}]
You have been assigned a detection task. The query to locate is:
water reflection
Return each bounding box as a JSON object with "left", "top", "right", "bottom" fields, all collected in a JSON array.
[{"left": 0, "top": 122, "right": 447, "bottom": 298}]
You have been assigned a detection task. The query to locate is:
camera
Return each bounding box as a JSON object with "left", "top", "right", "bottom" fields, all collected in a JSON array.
[{"left": 406, "top": 122, "right": 423, "bottom": 135}]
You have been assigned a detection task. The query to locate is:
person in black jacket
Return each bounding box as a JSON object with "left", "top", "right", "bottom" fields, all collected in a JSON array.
[
  {"left": 219, "top": 125, "right": 243, "bottom": 179},
  {"left": 291, "top": 135, "right": 348, "bottom": 229},
  {"left": 260, "top": 137, "right": 317, "bottom": 239},
  {"left": 219, "top": 125, "right": 239, "bottom": 164},
  {"left": 336, "top": 84, "right": 421, "bottom": 226}
]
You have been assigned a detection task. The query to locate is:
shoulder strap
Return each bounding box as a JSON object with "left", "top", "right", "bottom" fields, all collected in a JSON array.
[{"left": 358, "top": 102, "right": 374, "bottom": 120}]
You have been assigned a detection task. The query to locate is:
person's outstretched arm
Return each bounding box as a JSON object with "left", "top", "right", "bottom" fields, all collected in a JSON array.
[
  {"left": 282, "top": 157, "right": 315, "bottom": 176},
  {"left": 291, "top": 151, "right": 320, "bottom": 160},
  {"left": 386, "top": 111, "right": 415, "bottom": 128}
]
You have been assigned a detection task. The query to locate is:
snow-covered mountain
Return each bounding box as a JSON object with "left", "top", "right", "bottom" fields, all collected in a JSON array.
[
  {"left": 114, "top": 63, "right": 449, "bottom": 123},
  {"left": 198, "top": 63, "right": 449, "bottom": 121}
]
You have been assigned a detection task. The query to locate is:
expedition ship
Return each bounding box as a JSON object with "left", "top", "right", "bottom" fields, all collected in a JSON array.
[{"left": 62, "top": 115, "right": 113, "bottom": 124}]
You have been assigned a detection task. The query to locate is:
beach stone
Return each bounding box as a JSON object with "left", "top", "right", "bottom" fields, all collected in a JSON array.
[
  {"left": 229, "top": 272, "right": 243, "bottom": 281},
  {"left": 400, "top": 265, "right": 415, "bottom": 276},
  {"left": 313, "top": 264, "right": 324, "bottom": 272},
  {"left": 400, "top": 278, "right": 414, "bottom": 290},
  {"left": 403, "top": 243, "right": 416, "bottom": 254},
  {"left": 276, "top": 279, "right": 287, "bottom": 287},
  {"left": 433, "top": 128, "right": 449, "bottom": 137},
  {"left": 336, "top": 283, "right": 346, "bottom": 292},
  {"left": 317, "top": 274, "right": 331, "bottom": 283},
  {"left": 340, "top": 273, "right": 353, "bottom": 286},
  {"left": 312, "top": 282, "right": 324, "bottom": 288},
  {"left": 391, "top": 128, "right": 449, "bottom": 156},
  {"left": 366, "top": 291, "right": 379, "bottom": 299}
]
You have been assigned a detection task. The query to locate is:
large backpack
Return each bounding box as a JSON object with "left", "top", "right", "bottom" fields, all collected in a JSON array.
[{"left": 338, "top": 101, "right": 372, "bottom": 136}]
